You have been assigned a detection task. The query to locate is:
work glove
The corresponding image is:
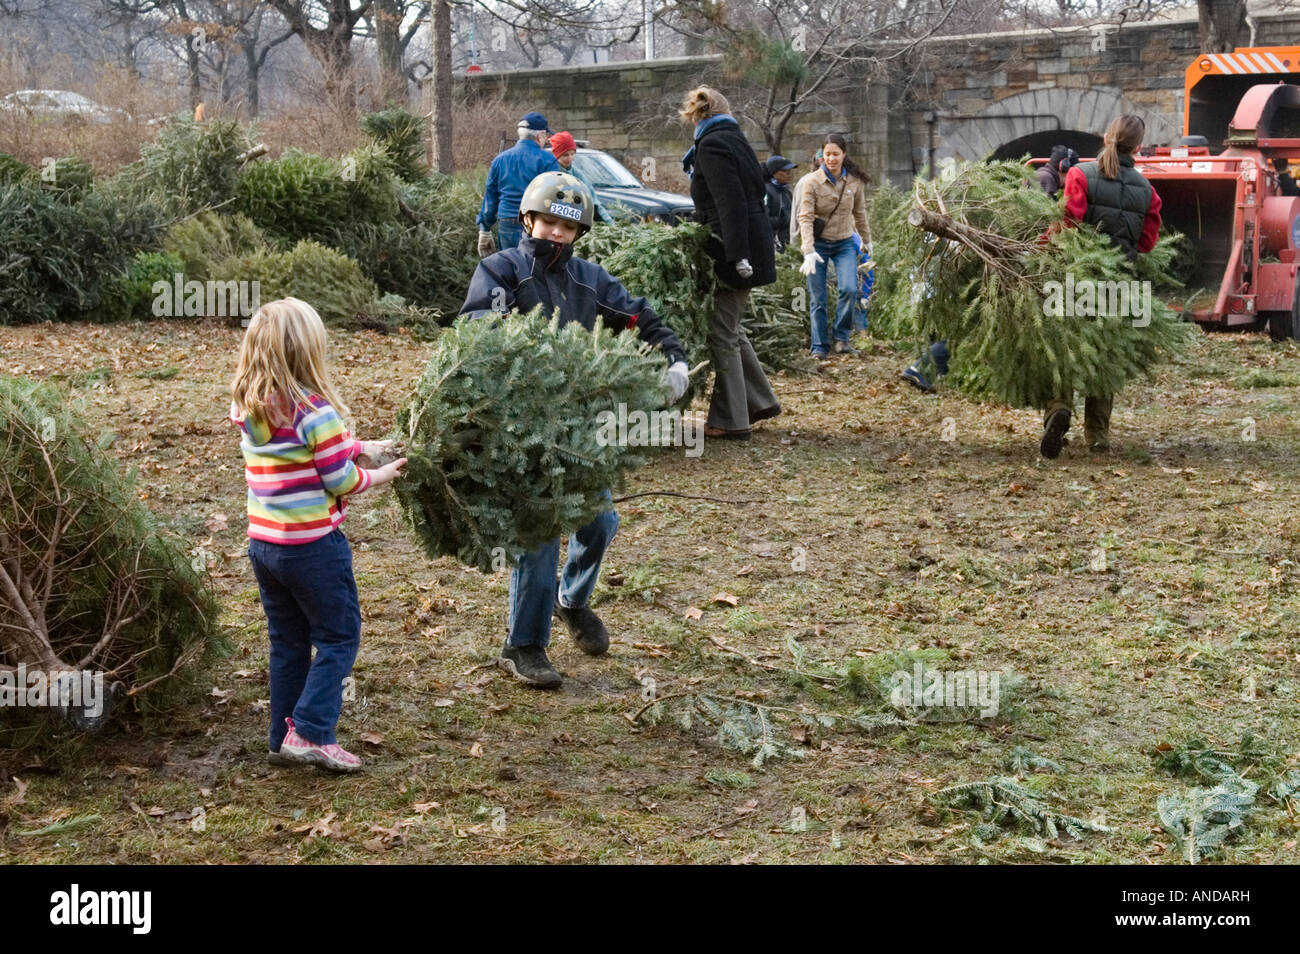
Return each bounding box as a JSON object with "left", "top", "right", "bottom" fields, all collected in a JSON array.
[
  {"left": 735, "top": 258, "right": 754, "bottom": 279},
  {"left": 666, "top": 361, "right": 689, "bottom": 403},
  {"left": 800, "top": 251, "right": 823, "bottom": 276},
  {"left": 477, "top": 230, "right": 495, "bottom": 258}
]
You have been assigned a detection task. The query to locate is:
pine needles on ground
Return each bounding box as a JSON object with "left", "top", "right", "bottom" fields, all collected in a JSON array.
[
  {"left": 1005, "top": 745, "right": 1063, "bottom": 775},
  {"left": 1151, "top": 731, "right": 1295, "bottom": 862},
  {"left": 869, "top": 160, "right": 1193, "bottom": 409},
  {"left": 1157, "top": 775, "right": 1257, "bottom": 864},
  {"left": 929, "top": 776, "right": 1109, "bottom": 842},
  {"left": 393, "top": 309, "right": 670, "bottom": 571}
]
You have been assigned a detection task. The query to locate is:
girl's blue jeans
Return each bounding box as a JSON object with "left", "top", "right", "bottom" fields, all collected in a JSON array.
[
  {"left": 507, "top": 493, "right": 618, "bottom": 648},
  {"left": 807, "top": 236, "right": 859, "bottom": 354},
  {"left": 248, "top": 530, "right": 361, "bottom": 750}
]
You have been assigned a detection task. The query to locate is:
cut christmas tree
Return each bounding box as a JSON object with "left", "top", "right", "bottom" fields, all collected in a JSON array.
[
  {"left": 393, "top": 309, "right": 672, "bottom": 571},
  {"left": 869, "top": 160, "right": 1193, "bottom": 409},
  {"left": 0, "top": 377, "right": 220, "bottom": 731}
]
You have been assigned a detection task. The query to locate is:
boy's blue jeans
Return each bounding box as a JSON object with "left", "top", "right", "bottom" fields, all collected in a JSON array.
[
  {"left": 808, "top": 237, "right": 858, "bottom": 354},
  {"left": 508, "top": 494, "right": 618, "bottom": 648},
  {"left": 248, "top": 530, "right": 361, "bottom": 750}
]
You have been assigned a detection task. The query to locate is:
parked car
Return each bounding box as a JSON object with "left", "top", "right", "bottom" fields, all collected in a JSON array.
[
  {"left": 569, "top": 146, "right": 694, "bottom": 225},
  {"left": 0, "top": 90, "right": 129, "bottom": 126}
]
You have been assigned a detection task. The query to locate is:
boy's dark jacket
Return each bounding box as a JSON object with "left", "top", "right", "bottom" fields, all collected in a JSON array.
[
  {"left": 689, "top": 118, "right": 778, "bottom": 289},
  {"left": 460, "top": 236, "right": 688, "bottom": 366}
]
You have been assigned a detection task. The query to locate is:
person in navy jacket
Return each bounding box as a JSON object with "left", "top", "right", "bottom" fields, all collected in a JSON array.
[{"left": 461, "top": 171, "right": 688, "bottom": 689}]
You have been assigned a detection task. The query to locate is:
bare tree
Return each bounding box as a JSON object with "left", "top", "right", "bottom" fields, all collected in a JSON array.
[
  {"left": 431, "top": 0, "right": 452, "bottom": 170},
  {"left": 664, "top": 0, "right": 998, "bottom": 153},
  {"left": 265, "top": 0, "right": 374, "bottom": 113},
  {"left": 1198, "top": 0, "right": 1247, "bottom": 51},
  {"left": 364, "top": 0, "right": 429, "bottom": 104}
]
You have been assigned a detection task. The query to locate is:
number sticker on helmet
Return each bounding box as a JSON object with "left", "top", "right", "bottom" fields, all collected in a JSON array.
[{"left": 549, "top": 201, "right": 582, "bottom": 221}]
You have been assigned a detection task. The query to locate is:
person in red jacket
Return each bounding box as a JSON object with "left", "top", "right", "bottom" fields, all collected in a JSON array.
[{"left": 1040, "top": 115, "right": 1162, "bottom": 458}]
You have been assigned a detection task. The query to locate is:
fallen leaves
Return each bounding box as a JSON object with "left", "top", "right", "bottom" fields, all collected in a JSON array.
[
  {"left": 711, "top": 591, "right": 739, "bottom": 607},
  {"left": 294, "top": 812, "right": 343, "bottom": 840}
]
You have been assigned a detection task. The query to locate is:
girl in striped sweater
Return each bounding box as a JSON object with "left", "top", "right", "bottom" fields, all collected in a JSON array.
[{"left": 230, "top": 298, "right": 406, "bottom": 772}]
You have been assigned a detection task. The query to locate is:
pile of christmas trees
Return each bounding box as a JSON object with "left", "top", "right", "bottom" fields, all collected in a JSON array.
[
  {"left": 583, "top": 221, "right": 811, "bottom": 403},
  {"left": 869, "top": 159, "right": 1193, "bottom": 408},
  {"left": 393, "top": 309, "right": 671, "bottom": 571}
]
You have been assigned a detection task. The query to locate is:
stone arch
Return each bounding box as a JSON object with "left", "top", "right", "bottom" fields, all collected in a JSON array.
[{"left": 935, "top": 87, "right": 1181, "bottom": 161}]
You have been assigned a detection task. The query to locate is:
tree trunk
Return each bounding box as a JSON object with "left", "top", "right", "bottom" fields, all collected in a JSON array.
[
  {"left": 374, "top": 0, "right": 406, "bottom": 105},
  {"left": 430, "top": 0, "right": 452, "bottom": 173},
  {"left": 1198, "top": 0, "right": 1247, "bottom": 53},
  {"left": 186, "top": 34, "right": 202, "bottom": 111},
  {"left": 320, "top": 31, "right": 357, "bottom": 115},
  {"left": 242, "top": 36, "right": 261, "bottom": 117}
]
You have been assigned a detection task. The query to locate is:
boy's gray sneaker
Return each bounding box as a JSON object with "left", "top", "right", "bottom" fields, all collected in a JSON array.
[
  {"left": 499, "top": 641, "right": 563, "bottom": 689},
  {"left": 554, "top": 600, "right": 610, "bottom": 656}
]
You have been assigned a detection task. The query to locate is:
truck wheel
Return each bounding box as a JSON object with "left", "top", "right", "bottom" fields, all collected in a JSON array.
[{"left": 1267, "top": 272, "right": 1300, "bottom": 341}]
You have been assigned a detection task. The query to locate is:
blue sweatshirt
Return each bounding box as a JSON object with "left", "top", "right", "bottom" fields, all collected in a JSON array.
[{"left": 476, "top": 139, "right": 562, "bottom": 230}]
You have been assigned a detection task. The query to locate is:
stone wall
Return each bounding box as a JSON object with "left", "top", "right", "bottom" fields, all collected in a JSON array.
[{"left": 460, "top": 11, "right": 1300, "bottom": 192}]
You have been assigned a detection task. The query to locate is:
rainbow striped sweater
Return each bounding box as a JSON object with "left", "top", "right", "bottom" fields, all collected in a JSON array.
[{"left": 230, "top": 394, "right": 372, "bottom": 545}]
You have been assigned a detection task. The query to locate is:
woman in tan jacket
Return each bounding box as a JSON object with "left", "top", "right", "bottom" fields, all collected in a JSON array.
[{"left": 797, "top": 133, "right": 870, "bottom": 357}]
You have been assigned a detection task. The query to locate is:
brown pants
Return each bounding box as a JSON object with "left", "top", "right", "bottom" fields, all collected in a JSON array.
[
  {"left": 1044, "top": 395, "right": 1114, "bottom": 449},
  {"left": 707, "top": 287, "right": 781, "bottom": 432}
]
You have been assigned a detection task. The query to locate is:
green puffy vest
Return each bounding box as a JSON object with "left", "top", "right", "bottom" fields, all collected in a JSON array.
[{"left": 1081, "top": 154, "right": 1153, "bottom": 259}]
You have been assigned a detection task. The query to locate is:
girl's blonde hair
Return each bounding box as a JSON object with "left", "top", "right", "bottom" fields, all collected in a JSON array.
[
  {"left": 230, "top": 297, "right": 350, "bottom": 426},
  {"left": 679, "top": 86, "right": 730, "bottom": 125},
  {"left": 1098, "top": 114, "right": 1145, "bottom": 180}
]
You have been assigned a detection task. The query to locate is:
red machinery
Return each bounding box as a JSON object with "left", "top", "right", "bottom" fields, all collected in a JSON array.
[
  {"left": 1135, "top": 82, "right": 1300, "bottom": 338},
  {"left": 1030, "top": 47, "right": 1300, "bottom": 337}
]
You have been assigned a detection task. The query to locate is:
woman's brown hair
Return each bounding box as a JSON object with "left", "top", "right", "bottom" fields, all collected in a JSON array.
[
  {"left": 679, "top": 86, "right": 730, "bottom": 125},
  {"left": 822, "top": 132, "right": 870, "bottom": 184},
  {"left": 1097, "top": 115, "right": 1145, "bottom": 179}
]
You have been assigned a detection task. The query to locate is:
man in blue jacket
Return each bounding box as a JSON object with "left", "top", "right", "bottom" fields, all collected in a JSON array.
[
  {"left": 462, "top": 171, "right": 689, "bottom": 688},
  {"left": 476, "top": 111, "right": 561, "bottom": 256}
]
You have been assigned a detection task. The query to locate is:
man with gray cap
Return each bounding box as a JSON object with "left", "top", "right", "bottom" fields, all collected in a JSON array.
[
  {"left": 763, "top": 155, "right": 797, "bottom": 251},
  {"left": 476, "top": 111, "right": 562, "bottom": 256}
]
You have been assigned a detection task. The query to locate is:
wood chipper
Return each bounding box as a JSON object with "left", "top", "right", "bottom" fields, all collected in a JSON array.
[{"left": 1033, "top": 47, "right": 1300, "bottom": 338}]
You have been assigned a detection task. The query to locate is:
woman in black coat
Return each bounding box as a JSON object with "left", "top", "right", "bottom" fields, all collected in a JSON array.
[{"left": 680, "top": 86, "right": 781, "bottom": 439}]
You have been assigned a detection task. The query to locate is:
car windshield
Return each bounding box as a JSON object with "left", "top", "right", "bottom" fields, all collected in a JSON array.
[{"left": 571, "top": 152, "right": 642, "bottom": 189}]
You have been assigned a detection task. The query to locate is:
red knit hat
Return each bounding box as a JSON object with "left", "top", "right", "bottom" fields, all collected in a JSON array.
[{"left": 550, "top": 131, "right": 577, "bottom": 158}]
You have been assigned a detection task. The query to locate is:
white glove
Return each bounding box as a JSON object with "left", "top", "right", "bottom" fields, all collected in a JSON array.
[
  {"left": 735, "top": 258, "right": 754, "bottom": 279},
  {"left": 800, "top": 251, "right": 823, "bottom": 276},
  {"left": 666, "top": 361, "right": 689, "bottom": 403},
  {"left": 477, "top": 230, "right": 495, "bottom": 258}
]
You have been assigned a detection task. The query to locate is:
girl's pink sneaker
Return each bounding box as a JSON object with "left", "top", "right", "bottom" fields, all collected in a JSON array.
[{"left": 279, "top": 718, "right": 363, "bottom": 773}]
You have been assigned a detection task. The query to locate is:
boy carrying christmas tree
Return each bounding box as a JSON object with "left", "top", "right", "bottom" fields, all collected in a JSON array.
[{"left": 460, "top": 171, "right": 690, "bottom": 688}]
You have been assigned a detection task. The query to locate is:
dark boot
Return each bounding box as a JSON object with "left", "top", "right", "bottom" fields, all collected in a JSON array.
[
  {"left": 1040, "top": 402, "right": 1071, "bottom": 459},
  {"left": 554, "top": 600, "right": 610, "bottom": 656},
  {"left": 1084, "top": 395, "right": 1113, "bottom": 451},
  {"left": 499, "top": 641, "right": 563, "bottom": 689}
]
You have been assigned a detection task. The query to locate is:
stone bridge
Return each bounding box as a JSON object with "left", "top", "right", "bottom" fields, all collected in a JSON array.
[{"left": 459, "top": 9, "right": 1300, "bottom": 191}]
